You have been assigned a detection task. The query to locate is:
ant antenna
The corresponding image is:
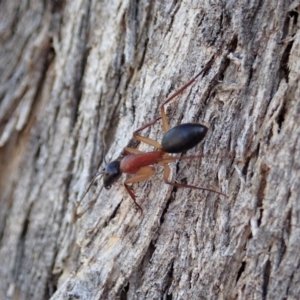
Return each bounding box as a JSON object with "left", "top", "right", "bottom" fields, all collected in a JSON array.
[
  {"left": 82, "top": 172, "right": 103, "bottom": 199},
  {"left": 76, "top": 171, "right": 103, "bottom": 217},
  {"left": 101, "top": 134, "right": 108, "bottom": 165},
  {"left": 76, "top": 136, "right": 110, "bottom": 217}
]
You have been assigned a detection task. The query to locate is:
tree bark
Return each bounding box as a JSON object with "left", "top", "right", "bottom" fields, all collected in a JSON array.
[{"left": 0, "top": 0, "right": 299, "bottom": 299}]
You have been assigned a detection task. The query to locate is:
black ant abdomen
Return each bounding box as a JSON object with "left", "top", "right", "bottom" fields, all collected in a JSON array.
[{"left": 161, "top": 123, "right": 208, "bottom": 153}]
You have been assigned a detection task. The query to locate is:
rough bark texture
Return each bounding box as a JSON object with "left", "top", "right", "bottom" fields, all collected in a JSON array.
[{"left": 0, "top": 0, "right": 299, "bottom": 299}]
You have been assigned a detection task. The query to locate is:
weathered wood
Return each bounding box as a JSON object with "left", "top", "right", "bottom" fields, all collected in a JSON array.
[{"left": 0, "top": 0, "right": 299, "bottom": 299}]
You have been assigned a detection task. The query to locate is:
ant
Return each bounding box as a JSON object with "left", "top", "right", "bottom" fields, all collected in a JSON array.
[{"left": 80, "top": 52, "right": 227, "bottom": 215}]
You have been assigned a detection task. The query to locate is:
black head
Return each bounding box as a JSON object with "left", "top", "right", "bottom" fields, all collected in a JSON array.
[{"left": 102, "top": 160, "right": 122, "bottom": 189}]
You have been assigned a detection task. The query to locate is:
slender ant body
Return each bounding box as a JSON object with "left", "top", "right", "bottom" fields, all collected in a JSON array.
[{"left": 81, "top": 52, "right": 227, "bottom": 214}]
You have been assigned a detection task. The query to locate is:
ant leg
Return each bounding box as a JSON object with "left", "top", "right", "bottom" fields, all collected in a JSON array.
[
  {"left": 158, "top": 153, "right": 205, "bottom": 164},
  {"left": 159, "top": 53, "right": 219, "bottom": 133},
  {"left": 133, "top": 133, "right": 162, "bottom": 149},
  {"left": 160, "top": 54, "right": 217, "bottom": 110},
  {"left": 124, "top": 147, "right": 144, "bottom": 155},
  {"left": 132, "top": 110, "right": 169, "bottom": 135},
  {"left": 132, "top": 53, "right": 220, "bottom": 145},
  {"left": 124, "top": 184, "right": 143, "bottom": 213},
  {"left": 124, "top": 166, "right": 156, "bottom": 214},
  {"left": 125, "top": 166, "right": 155, "bottom": 184},
  {"left": 134, "top": 117, "right": 161, "bottom": 135},
  {"left": 132, "top": 119, "right": 162, "bottom": 150},
  {"left": 162, "top": 163, "right": 227, "bottom": 197},
  {"left": 134, "top": 52, "right": 219, "bottom": 135}
]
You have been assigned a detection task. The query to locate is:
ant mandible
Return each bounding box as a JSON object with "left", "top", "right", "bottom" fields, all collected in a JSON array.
[{"left": 82, "top": 52, "right": 227, "bottom": 214}]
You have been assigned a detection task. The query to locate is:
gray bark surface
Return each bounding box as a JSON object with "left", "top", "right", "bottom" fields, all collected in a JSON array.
[{"left": 0, "top": 0, "right": 299, "bottom": 299}]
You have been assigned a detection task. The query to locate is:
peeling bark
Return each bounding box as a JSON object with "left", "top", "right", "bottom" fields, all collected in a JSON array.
[{"left": 0, "top": 0, "right": 299, "bottom": 299}]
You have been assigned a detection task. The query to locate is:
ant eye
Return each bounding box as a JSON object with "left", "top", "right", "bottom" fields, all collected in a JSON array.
[{"left": 106, "top": 185, "right": 111, "bottom": 190}]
